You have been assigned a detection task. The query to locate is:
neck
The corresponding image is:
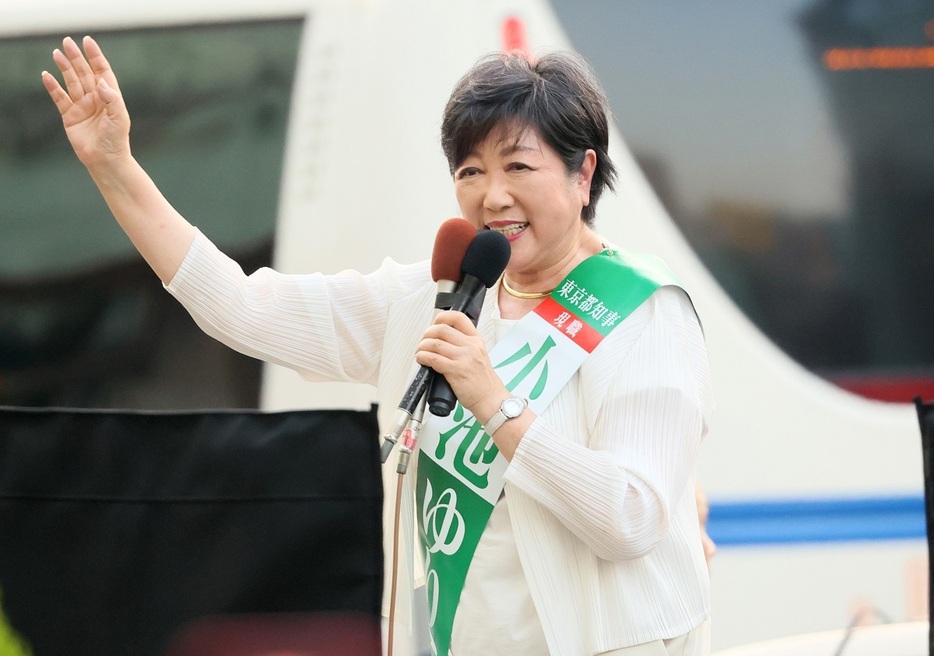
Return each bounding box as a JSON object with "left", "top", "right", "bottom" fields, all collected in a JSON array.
[{"left": 505, "top": 227, "right": 604, "bottom": 292}]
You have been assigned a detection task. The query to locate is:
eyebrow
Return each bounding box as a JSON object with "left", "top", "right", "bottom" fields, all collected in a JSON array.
[
  {"left": 499, "top": 143, "right": 539, "bottom": 157},
  {"left": 457, "top": 140, "right": 540, "bottom": 168}
]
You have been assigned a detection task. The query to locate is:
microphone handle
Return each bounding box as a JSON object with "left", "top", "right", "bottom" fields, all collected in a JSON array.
[
  {"left": 427, "top": 279, "right": 486, "bottom": 417},
  {"left": 401, "top": 365, "right": 433, "bottom": 415},
  {"left": 426, "top": 370, "right": 457, "bottom": 417}
]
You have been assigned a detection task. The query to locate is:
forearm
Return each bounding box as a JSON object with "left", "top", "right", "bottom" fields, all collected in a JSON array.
[
  {"left": 88, "top": 155, "right": 195, "bottom": 284},
  {"left": 167, "top": 234, "right": 436, "bottom": 385},
  {"left": 514, "top": 393, "right": 705, "bottom": 561}
]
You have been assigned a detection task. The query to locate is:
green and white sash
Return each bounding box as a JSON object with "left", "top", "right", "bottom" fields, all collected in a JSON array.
[{"left": 415, "top": 248, "right": 681, "bottom": 656}]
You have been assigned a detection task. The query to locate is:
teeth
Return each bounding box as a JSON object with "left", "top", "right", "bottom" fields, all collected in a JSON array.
[{"left": 490, "top": 223, "right": 527, "bottom": 237}]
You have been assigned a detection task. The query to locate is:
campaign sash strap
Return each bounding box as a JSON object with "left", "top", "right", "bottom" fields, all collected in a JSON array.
[{"left": 414, "top": 248, "right": 681, "bottom": 656}]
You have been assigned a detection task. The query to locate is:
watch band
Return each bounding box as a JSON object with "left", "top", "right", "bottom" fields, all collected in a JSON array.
[{"left": 484, "top": 396, "right": 528, "bottom": 436}]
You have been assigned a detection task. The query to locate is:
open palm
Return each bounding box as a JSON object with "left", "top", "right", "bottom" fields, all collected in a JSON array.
[{"left": 41, "top": 36, "right": 131, "bottom": 169}]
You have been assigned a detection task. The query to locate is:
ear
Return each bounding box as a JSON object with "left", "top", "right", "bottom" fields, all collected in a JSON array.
[{"left": 576, "top": 149, "right": 597, "bottom": 206}]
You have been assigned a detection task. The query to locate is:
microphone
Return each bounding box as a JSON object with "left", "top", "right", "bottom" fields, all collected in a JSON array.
[
  {"left": 426, "top": 229, "right": 511, "bottom": 417},
  {"left": 432, "top": 218, "right": 478, "bottom": 310},
  {"left": 378, "top": 219, "right": 477, "bottom": 463}
]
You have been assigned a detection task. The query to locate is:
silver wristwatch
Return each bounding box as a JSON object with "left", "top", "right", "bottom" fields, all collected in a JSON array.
[{"left": 484, "top": 396, "right": 528, "bottom": 436}]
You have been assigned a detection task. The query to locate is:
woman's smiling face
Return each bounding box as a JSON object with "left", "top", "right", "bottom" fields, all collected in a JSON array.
[{"left": 453, "top": 124, "right": 596, "bottom": 286}]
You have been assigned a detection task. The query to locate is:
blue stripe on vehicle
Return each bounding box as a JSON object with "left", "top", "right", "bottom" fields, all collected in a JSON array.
[{"left": 706, "top": 494, "right": 927, "bottom": 546}]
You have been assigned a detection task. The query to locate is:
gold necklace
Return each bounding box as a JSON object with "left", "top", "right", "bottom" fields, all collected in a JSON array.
[{"left": 501, "top": 275, "right": 554, "bottom": 300}]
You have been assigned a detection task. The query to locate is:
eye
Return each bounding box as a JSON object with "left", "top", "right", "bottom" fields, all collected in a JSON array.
[
  {"left": 507, "top": 161, "right": 531, "bottom": 172},
  {"left": 455, "top": 166, "right": 480, "bottom": 180}
]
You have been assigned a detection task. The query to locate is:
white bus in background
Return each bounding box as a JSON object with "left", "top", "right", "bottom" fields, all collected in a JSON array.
[{"left": 0, "top": 0, "right": 928, "bottom": 652}]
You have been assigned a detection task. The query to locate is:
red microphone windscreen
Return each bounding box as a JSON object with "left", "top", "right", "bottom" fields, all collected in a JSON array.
[{"left": 431, "top": 218, "right": 476, "bottom": 282}]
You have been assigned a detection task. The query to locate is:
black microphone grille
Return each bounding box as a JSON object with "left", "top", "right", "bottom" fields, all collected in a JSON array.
[{"left": 461, "top": 229, "right": 511, "bottom": 287}]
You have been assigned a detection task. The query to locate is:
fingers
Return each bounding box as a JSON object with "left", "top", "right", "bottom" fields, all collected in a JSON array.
[
  {"left": 44, "top": 35, "right": 123, "bottom": 120},
  {"left": 48, "top": 46, "right": 81, "bottom": 106},
  {"left": 61, "top": 36, "right": 97, "bottom": 99},
  {"left": 416, "top": 318, "right": 486, "bottom": 373},
  {"left": 48, "top": 36, "right": 101, "bottom": 106},
  {"left": 41, "top": 70, "right": 73, "bottom": 116},
  {"left": 416, "top": 333, "right": 460, "bottom": 365},
  {"left": 420, "top": 316, "right": 475, "bottom": 348},
  {"left": 415, "top": 325, "right": 505, "bottom": 415},
  {"left": 83, "top": 35, "right": 121, "bottom": 92},
  {"left": 431, "top": 310, "right": 478, "bottom": 333}
]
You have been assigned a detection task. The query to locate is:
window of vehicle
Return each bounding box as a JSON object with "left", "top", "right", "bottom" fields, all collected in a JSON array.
[
  {"left": 0, "top": 19, "right": 302, "bottom": 408},
  {"left": 551, "top": 0, "right": 934, "bottom": 401}
]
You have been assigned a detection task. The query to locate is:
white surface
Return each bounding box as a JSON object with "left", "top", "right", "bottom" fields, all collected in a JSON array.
[
  {"left": 708, "top": 542, "right": 928, "bottom": 651},
  {"left": 713, "top": 621, "right": 928, "bottom": 656}
]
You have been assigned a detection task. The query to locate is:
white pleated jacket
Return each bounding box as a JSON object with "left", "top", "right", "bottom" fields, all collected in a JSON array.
[{"left": 167, "top": 229, "right": 714, "bottom": 655}]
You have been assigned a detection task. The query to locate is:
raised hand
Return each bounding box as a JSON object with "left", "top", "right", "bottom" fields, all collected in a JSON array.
[
  {"left": 39, "top": 35, "right": 195, "bottom": 284},
  {"left": 41, "top": 36, "right": 131, "bottom": 170}
]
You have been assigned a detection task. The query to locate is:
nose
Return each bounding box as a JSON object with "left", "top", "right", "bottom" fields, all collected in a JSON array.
[{"left": 482, "top": 172, "right": 514, "bottom": 212}]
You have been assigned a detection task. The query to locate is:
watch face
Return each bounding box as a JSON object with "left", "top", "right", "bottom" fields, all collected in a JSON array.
[{"left": 502, "top": 397, "right": 525, "bottom": 418}]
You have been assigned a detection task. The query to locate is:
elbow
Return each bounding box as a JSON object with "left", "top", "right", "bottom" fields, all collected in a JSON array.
[
  {"left": 590, "top": 483, "right": 670, "bottom": 561},
  {"left": 592, "top": 516, "right": 668, "bottom": 561}
]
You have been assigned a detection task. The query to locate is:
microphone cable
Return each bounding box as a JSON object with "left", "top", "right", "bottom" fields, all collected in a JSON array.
[
  {"left": 387, "top": 469, "right": 404, "bottom": 656},
  {"left": 387, "top": 393, "right": 427, "bottom": 656}
]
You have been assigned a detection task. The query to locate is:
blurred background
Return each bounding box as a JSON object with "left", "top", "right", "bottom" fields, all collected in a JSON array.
[{"left": 0, "top": 0, "right": 931, "bottom": 653}]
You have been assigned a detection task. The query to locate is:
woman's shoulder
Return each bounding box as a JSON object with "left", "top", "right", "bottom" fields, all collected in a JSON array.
[{"left": 582, "top": 284, "right": 703, "bottom": 373}]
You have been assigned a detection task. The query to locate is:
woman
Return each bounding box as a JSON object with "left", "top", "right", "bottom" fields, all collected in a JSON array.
[{"left": 43, "top": 36, "right": 713, "bottom": 655}]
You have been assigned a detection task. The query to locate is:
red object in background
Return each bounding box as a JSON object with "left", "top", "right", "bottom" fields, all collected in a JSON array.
[
  {"left": 830, "top": 373, "right": 934, "bottom": 403},
  {"left": 164, "top": 613, "right": 381, "bottom": 656},
  {"left": 501, "top": 16, "right": 529, "bottom": 56}
]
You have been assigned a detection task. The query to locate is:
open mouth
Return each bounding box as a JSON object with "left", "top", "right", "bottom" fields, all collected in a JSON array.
[{"left": 487, "top": 223, "right": 528, "bottom": 238}]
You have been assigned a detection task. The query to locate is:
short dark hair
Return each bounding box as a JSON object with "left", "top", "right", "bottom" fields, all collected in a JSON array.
[{"left": 441, "top": 51, "right": 617, "bottom": 226}]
